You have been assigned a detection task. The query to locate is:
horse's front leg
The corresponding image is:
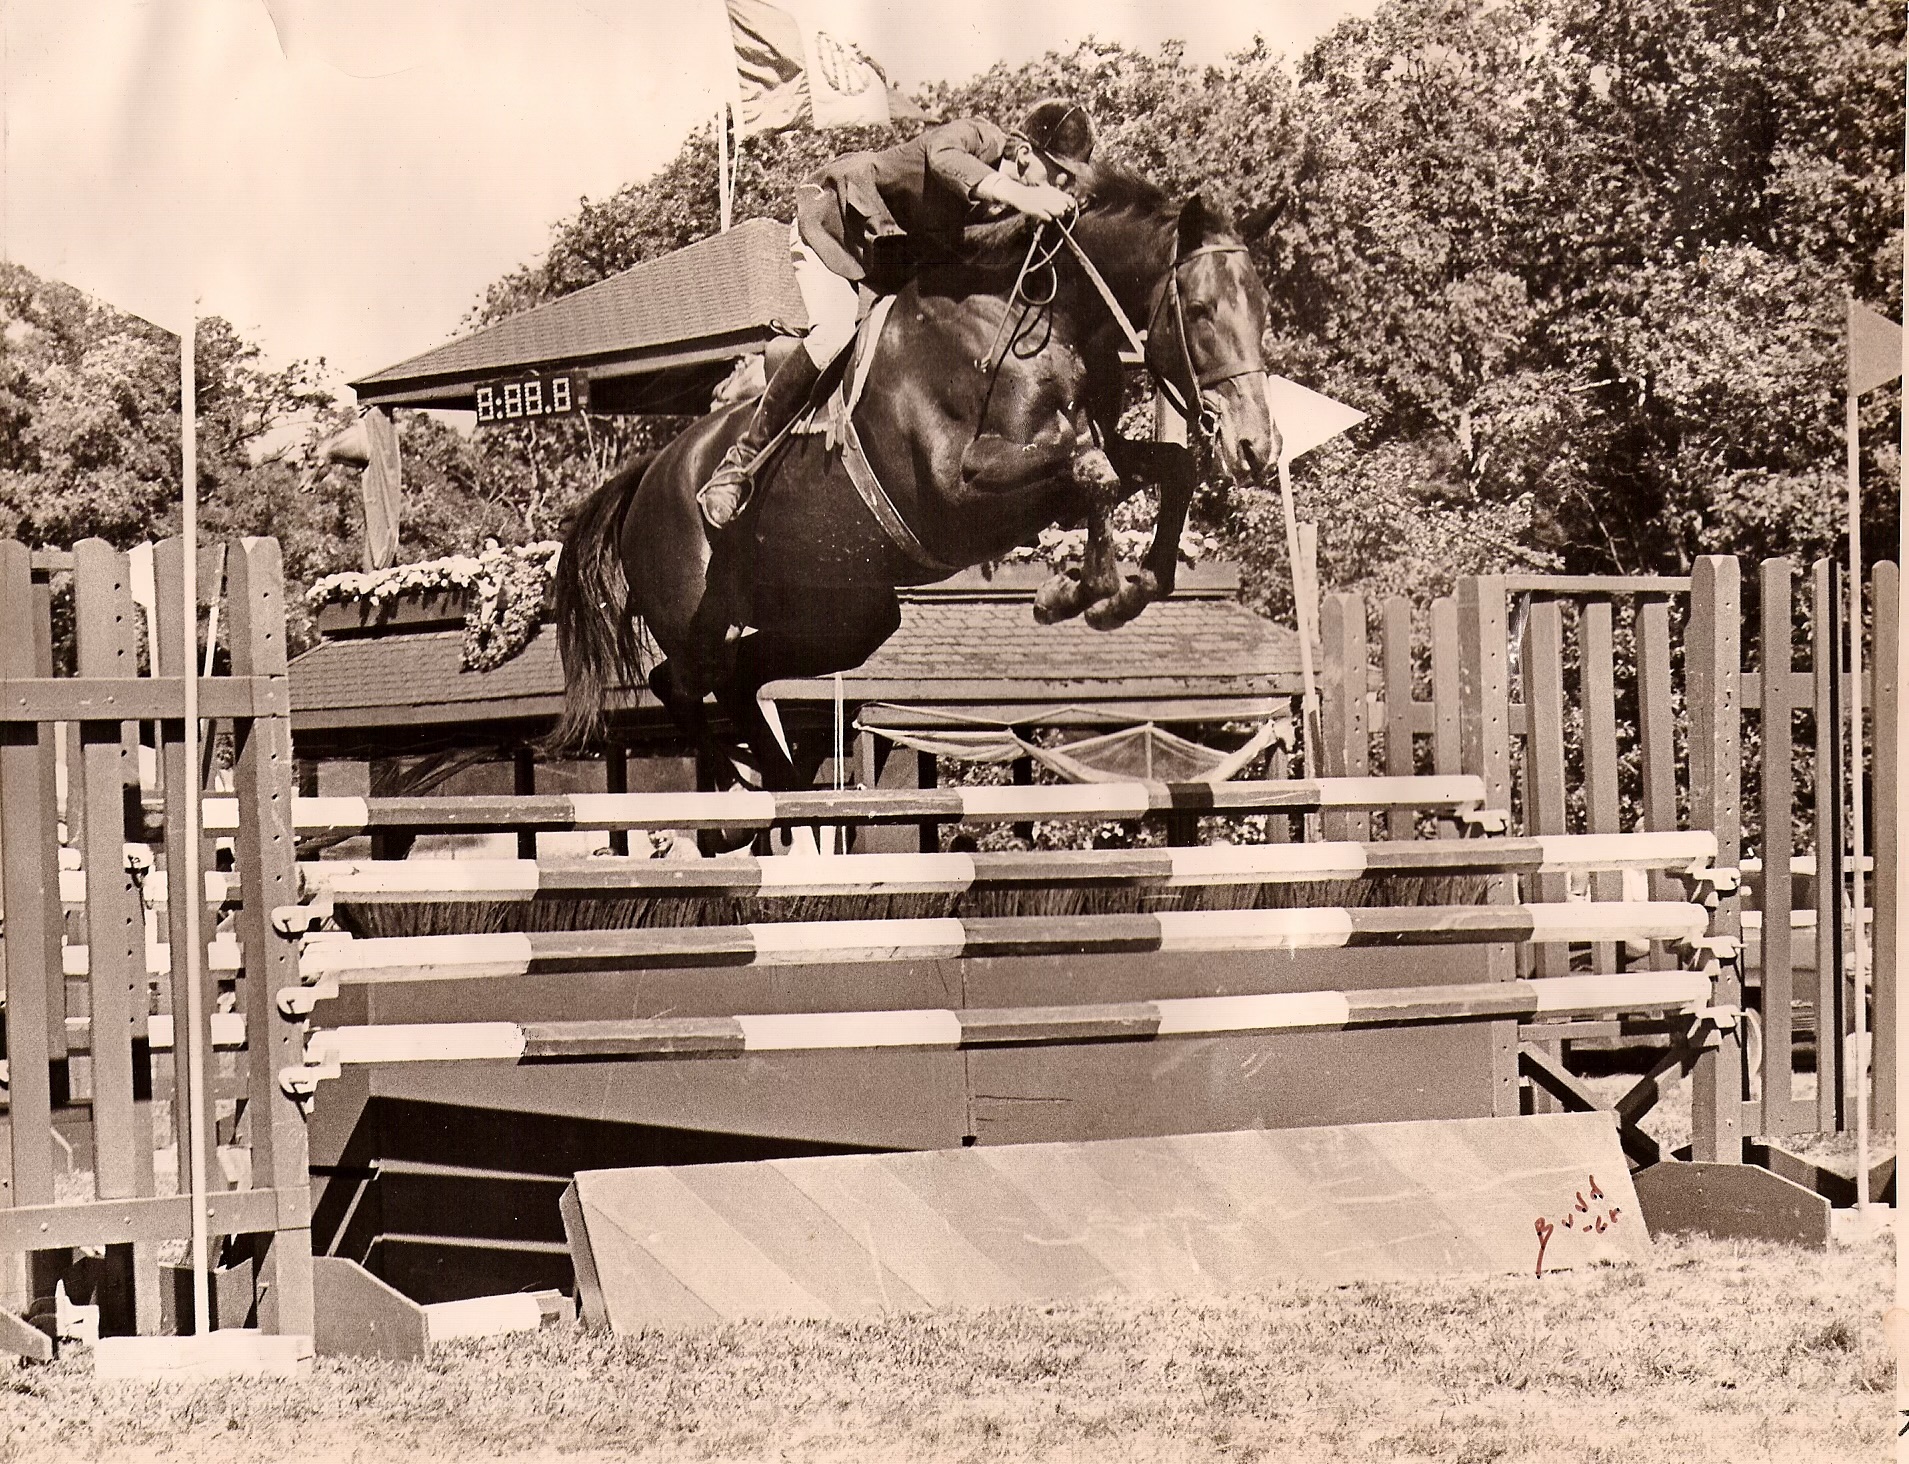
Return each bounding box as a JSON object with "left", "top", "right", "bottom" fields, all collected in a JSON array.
[
  {"left": 1032, "top": 445, "right": 1126, "bottom": 625},
  {"left": 1082, "top": 434, "right": 1201, "bottom": 629}
]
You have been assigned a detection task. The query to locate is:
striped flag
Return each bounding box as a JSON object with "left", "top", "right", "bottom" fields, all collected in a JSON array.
[{"left": 724, "top": 0, "right": 896, "bottom": 136}]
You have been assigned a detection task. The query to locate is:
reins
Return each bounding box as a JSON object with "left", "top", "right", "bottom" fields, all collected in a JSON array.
[
  {"left": 965, "top": 213, "right": 1256, "bottom": 465},
  {"left": 1048, "top": 219, "right": 1255, "bottom": 460}
]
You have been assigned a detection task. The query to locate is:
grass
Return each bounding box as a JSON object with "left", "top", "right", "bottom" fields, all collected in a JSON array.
[{"left": 0, "top": 1230, "right": 1891, "bottom": 1464}]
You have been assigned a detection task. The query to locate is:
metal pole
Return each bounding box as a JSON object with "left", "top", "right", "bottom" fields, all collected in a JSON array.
[
  {"left": 180, "top": 318, "right": 210, "bottom": 1334},
  {"left": 717, "top": 104, "right": 732, "bottom": 233},
  {"left": 1849, "top": 381, "right": 1872, "bottom": 1213},
  {"left": 1276, "top": 458, "right": 1322, "bottom": 776}
]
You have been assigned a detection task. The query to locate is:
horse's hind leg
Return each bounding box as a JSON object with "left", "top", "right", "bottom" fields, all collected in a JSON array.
[{"left": 649, "top": 660, "right": 765, "bottom": 853}]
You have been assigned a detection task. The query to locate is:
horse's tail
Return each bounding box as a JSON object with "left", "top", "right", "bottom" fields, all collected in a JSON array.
[{"left": 547, "top": 453, "right": 655, "bottom": 754}]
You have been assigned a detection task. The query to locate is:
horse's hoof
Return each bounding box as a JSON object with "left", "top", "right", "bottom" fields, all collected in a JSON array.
[
  {"left": 1034, "top": 572, "right": 1086, "bottom": 624},
  {"left": 1084, "top": 574, "right": 1156, "bottom": 631}
]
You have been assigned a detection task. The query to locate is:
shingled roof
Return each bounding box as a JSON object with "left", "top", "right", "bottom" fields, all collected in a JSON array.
[
  {"left": 289, "top": 564, "right": 1299, "bottom": 754},
  {"left": 348, "top": 218, "right": 808, "bottom": 415}
]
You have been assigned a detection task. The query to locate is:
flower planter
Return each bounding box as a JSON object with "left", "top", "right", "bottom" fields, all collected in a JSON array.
[{"left": 316, "top": 588, "right": 472, "bottom": 639}]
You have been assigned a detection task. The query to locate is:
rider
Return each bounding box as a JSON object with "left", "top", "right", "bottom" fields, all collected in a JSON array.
[{"left": 696, "top": 99, "right": 1097, "bottom": 531}]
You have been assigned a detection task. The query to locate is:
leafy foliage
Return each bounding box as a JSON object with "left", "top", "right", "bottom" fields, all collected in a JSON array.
[
  {"left": 1, "top": 0, "right": 1899, "bottom": 630},
  {"left": 434, "top": 0, "right": 1899, "bottom": 616}
]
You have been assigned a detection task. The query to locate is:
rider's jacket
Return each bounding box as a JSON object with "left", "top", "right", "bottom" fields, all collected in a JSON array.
[{"left": 794, "top": 117, "right": 1015, "bottom": 284}]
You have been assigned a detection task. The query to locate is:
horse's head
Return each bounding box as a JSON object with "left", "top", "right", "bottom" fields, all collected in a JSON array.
[{"left": 1145, "top": 195, "right": 1278, "bottom": 484}]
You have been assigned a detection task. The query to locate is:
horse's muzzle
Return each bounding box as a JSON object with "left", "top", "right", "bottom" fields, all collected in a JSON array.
[{"left": 1205, "top": 373, "right": 1277, "bottom": 484}]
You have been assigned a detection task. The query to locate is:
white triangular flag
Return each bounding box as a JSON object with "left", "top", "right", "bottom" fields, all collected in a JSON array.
[{"left": 1265, "top": 375, "right": 1366, "bottom": 464}]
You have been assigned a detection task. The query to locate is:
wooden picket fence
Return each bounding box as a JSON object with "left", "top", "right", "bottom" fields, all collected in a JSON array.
[
  {"left": 1318, "top": 555, "right": 1899, "bottom": 1142},
  {"left": 0, "top": 538, "right": 312, "bottom": 1345}
]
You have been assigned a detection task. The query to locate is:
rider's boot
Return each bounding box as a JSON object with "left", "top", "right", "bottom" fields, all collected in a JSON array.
[{"left": 697, "top": 348, "right": 826, "bottom": 532}]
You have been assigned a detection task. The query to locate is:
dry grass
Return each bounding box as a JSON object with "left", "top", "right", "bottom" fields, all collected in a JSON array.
[{"left": 0, "top": 1230, "right": 1890, "bottom": 1464}]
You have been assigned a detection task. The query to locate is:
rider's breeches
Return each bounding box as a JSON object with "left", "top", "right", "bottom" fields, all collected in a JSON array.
[{"left": 789, "top": 220, "right": 859, "bottom": 368}]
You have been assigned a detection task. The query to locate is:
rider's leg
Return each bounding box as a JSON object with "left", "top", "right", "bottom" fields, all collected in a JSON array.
[
  {"left": 695, "top": 349, "right": 824, "bottom": 530},
  {"left": 697, "top": 223, "right": 860, "bottom": 531}
]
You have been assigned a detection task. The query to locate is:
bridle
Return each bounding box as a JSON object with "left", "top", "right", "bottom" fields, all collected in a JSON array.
[
  {"left": 1048, "top": 220, "right": 1259, "bottom": 461},
  {"left": 1145, "top": 242, "right": 1258, "bottom": 446}
]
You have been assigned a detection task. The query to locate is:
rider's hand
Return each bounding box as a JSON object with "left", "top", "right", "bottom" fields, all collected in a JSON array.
[{"left": 1014, "top": 181, "right": 1078, "bottom": 223}]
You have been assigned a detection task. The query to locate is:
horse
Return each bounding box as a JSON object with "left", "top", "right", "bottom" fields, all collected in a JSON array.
[{"left": 551, "top": 163, "right": 1279, "bottom": 808}]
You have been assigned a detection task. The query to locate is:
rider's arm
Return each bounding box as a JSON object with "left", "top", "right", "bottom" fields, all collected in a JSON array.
[
  {"left": 919, "top": 118, "right": 1009, "bottom": 195},
  {"left": 971, "top": 170, "right": 1075, "bottom": 222},
  {"left": 922, "top": 117, "right": 1075, "bottom": 222}
]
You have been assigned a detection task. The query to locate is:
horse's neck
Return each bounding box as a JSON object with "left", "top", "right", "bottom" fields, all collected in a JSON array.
[{"left": 1067, "top": 214, "right": 1176, "bottom": 324}]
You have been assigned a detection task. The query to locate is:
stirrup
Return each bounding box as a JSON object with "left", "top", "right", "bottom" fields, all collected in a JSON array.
[{"left": 698, "top": 448, "right": 755, "bottom": 530}]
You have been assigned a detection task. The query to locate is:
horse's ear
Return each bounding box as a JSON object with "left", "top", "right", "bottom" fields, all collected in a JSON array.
[
  {"left": 1238, "top": 199, "right": 1282, "bottom": 242},
  {"left": 1177, "top": 195, "right": 1210, "bottom": 254}
]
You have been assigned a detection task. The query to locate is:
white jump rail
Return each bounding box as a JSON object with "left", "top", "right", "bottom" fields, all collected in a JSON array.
[
  {"left": 296, "top": 831, "right": 1728, "bottom": 904},
  {"left": 200, "top": 775, "right": 1508, "bottom": 837},
  {"left": 282, "top": 969, "right": 1722, "bottom": 1097},
  {"left": 278, "top": 901, "right": 1718, "bottom": 1014}
]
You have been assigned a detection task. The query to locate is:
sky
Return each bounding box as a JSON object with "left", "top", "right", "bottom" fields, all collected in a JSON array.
[{"left": 0, "top": 0, "right": 1377, "bottom": 392}]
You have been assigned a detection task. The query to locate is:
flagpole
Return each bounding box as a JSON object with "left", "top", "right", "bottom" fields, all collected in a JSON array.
[
  {"left": 1895, "top": 52, "right": 1907, "bottom": 1462},
  {"left": 716, "top": 103, "right": 732, "bottom": 233},
  {"left": 180, "top": 313, "right": 211, "bottom": 1336},
  {"left": 1276, "top": 459, "right": 1322, "bottom": 776},
  {"left": 1848, "top": 367, "right": 1872, "bottom": 1215}
]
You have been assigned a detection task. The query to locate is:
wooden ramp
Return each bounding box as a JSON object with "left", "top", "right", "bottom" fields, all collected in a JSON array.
[{"left": 563, "top": 1113, "right": 1647, "bottom": 1329}]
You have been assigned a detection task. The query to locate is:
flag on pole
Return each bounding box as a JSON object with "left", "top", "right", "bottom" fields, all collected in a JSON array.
[
  {"left": 1849, "top": 299, "right": 1903, "bottom": 397},
  {"left": 724, "top": 0, "right": 897, "bottom": 136},
  {"left": 1264, "top": 375, "right": 1367, "bottom": 464}
]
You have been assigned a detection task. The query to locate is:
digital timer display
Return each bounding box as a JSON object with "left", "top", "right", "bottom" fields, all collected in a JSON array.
[{"left": 474, "top": 372, "right": 586, "bottom": 423}]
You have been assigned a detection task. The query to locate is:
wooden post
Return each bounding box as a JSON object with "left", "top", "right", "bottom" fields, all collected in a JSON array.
[
  {"left": 1012, "top": 755, "right": 1036, "bottom": 844},
  {"left": 73, "top": 540, "right": 163, "bottom": 1334},
  {"left": 1686, "top": 556, "right": 1744, "bottom": 1164},
  {"left": 1521, "top": 597, "right": 1570, "bottom": 1113},
  {"left": 0, "top": 542, "right": 60, "bottom": 1311},
  {"left": 1871, "top": 560, "right": 1899, "bottom": 1131},
  {"left": 514, "top": 745, "right": 537, "bottom": 860},
  {"left": 1759, "top": 559, "right": 1798, "bottom": 1136},
  {"left": 32, "top": 559, "right": 68, "bottom": 1109},
  {"left": 1381, "top": 597, "right": 1416, "bottom": 842},
  {"left": 1320, "top": 592, "right": 1368, "bottom": 841},
  {"left": 1430, "top": 597, "right": 1462, "bottom": 837},
  {"left": 225, "top": 539, "right": 316, "bottom": 1335},
  {"left": 606, "top": 746, "right": 630, "bottom": 856},
  {"left": 1813, "top": 558, "right": 1846, "bottom": 1131},
  {"left": 916, "top": 751, "right": 938, "bottom": 853},
  {"left": 1580, "top": 599, "right": 1621, "bottom": 973},
  {"left": 1457, "top": 575, "right": 1518, "bottom": 1115}
]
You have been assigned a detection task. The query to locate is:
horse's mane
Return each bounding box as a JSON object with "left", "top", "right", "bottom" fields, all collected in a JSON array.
[{"left": 1074, "top": 159, "right": 1178, "bottom": 231}]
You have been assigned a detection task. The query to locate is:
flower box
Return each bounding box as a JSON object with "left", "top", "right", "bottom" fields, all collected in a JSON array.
[{"left": 316, "top": 587, "right": 472, "bottom": 638}]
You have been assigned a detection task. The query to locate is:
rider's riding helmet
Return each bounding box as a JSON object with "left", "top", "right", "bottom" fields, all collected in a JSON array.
[{"left": 1019, "top": 99, "right": 1095, "bottom": 173}]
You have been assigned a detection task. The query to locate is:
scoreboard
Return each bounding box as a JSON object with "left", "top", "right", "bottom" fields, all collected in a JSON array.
[{"left": 474, "top": 371, "right": 588, "bottom": 424}]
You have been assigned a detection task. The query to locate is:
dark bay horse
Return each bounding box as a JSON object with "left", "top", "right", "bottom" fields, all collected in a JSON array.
[{"left": 552, "top": 165, "right": 1279, "bottom": 796}]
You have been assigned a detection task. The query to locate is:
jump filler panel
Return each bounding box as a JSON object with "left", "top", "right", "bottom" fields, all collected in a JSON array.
[{"left": 563, "top": 1112, "right": 1647, "bottom": 1330}]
